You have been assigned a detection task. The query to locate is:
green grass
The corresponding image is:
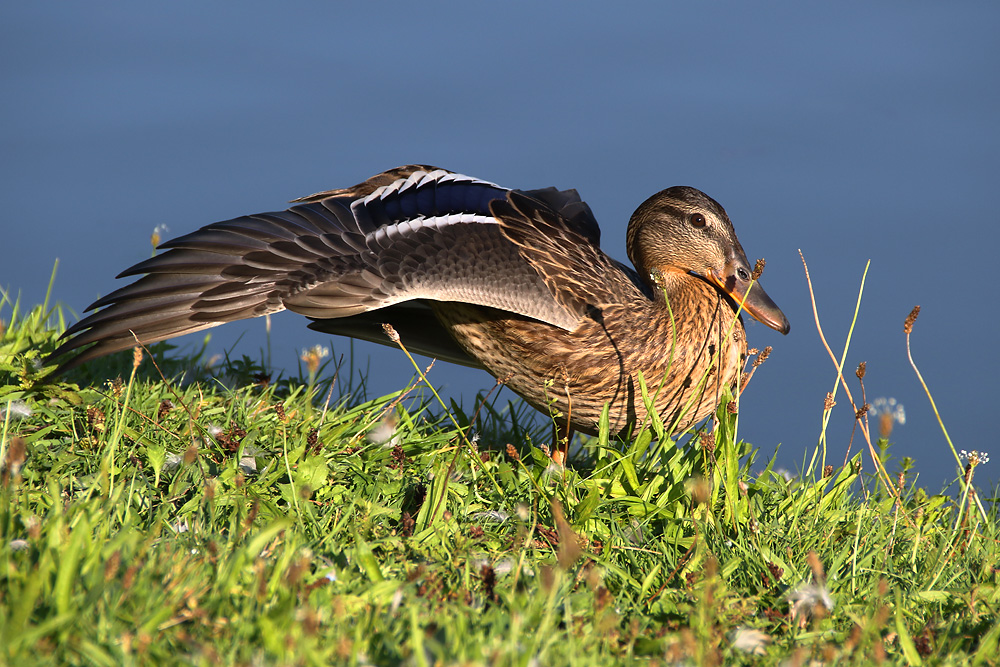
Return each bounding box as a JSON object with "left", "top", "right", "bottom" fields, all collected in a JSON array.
[{"left": 1, "top": 289, "right": 998, "bottom": 666}]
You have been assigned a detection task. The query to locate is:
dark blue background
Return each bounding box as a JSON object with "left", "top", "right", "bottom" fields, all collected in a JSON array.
[{"left": 3, "top": 2, "right": 997, "bottom": 489}]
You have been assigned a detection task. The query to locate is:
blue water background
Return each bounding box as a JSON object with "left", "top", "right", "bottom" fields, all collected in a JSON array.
[{"left": 3, "top": 2, "right": 998, "bottom": 488}]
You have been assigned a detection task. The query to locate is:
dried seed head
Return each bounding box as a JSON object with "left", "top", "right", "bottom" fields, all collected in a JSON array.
[
  {"left": 856, "top": 361, "right": 866, "bottom": 380},
  {"left": 87, "top": 405, "right": 106, "bottom": 432},
  {"left": 505, "top": 443, "right": 521, "bottom": 462},
  {"left": 132, "top": 347, "right": 143, "bottom": 369},
  {"left": 726, "top": 400, "right": 738, "bottom": 414},
  {"left": 753, "top": 345, "right": 772, "bottom": 368},
  {"left": 807, "top": 551, "right": 826, "bottom": 583},
  {"left": 689, "top": 477, "right": 711, "bottom": 505},
  {"left": 751, "top": 258, "right": 766, "bottom": 281},
  {"left": 700, "top": 431, "right": 716, "bottom": 453},
  {"left": 880, "top": 413, "right": 894, "bottom": 439},
  {"left": 306, "top": 429, "right": 321, "bottom": 454},
  {"left": 540, "top": 565, "right": 556, "bottom": 592},
  {"left": 2, "top": 436, "right": 26, "bottom": 484},
  {"left": 104, "top": 550, "right": 122, "bottom": 583},
  {"left": 382, "top": 323, "right": 401, "bottom": 343},
  {"left": 553, "top": 499, "right": 583, "bottom": 569},
  {"left": 904, "top": 306, "right": 921, "bottom": 334},
  {"left": 824, "top": 392, "right": 836, "bottom": 410},
  {"left": 855, "top": 403, "right": 870, "bottom": 420},
  {"left": 823, "top": 465, "right": 834, "bottom": 478}
]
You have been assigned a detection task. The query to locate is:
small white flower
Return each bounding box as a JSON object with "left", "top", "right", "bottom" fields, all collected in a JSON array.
[
  {"left": 10, "top": 539, "right": 30, "bottom": 551},
  {"left": 239, "top": 456, "right": 258, "bottom": 475},
  {"left": 729, "top": 626, "right": 771, "bottom": 655},
  {"left": 774, "top": 468, "right": 794, "bottom": 482},
  {"left": 492, "top": 559, "right": 515, "bottom": 575},
  {"left": 788, "top": 581, "right": 834, "bottom": 622},
  {"left": 164, "top": 454, "right": 183, "bottom": 471},
  {"left": 542, "top": 462, "right": 564, "bottom": 478},
  {"left": 623, "top": 520, "right": 645, "bottom": 545},
  {"left": 151, "top": 224, "right": 170, "bottom": 247},
  {"left": 870, "top": 397, "right": 906, "bottom": 426},
  {"left": 959, "top": 450, "right": 990, "bottom": 466},
  {"left": 300, "top": 344, "right": 329, "bottom": 375},
  {"left": 2, "top": 400, "right": 32, "bottom": 421},
  {"left": 367, "top": 419, "right": 399, "bottom": 447}
]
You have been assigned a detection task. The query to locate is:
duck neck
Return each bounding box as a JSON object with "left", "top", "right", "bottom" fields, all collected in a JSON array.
[
  {"left": 646, "top": 266, "right": 736, "bottom": 320},
  {"left": 646, "top": 266, "right": 701, "bottom": 300}
]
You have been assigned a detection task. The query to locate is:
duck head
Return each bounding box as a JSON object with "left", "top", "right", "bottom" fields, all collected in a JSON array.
[{"left": 626, "top": 186, "right": 790, "bottom": 335}]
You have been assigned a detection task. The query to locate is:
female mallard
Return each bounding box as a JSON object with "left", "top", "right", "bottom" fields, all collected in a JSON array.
[{"left": 51, "top": 165, "right": 789, "bottom": 443}]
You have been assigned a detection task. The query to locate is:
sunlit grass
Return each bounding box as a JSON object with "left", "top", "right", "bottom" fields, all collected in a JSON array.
[{"left": 1, "top": 284, "right": 998, "bottom": 665}]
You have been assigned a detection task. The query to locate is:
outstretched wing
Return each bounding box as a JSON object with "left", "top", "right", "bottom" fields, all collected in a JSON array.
[
  {"left": 49, "top": 167, "right": 600, "bottom": 371},
  {"left": 492, "top": 190, "right": 647, "bottom": 318}
]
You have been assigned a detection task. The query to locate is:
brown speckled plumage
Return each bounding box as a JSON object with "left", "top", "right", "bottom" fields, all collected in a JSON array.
[{"left": 49, "top": 165, "right": 789, "bottom": 440}]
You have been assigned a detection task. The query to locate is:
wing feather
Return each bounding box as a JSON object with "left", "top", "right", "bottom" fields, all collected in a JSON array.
[{"left": 50, "top": 167, "right": 596, "bottom": 371}]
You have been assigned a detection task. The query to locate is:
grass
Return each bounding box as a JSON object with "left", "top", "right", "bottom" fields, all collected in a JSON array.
[{"left": 1, "top": 280, "right": 999, "bottom": 665}]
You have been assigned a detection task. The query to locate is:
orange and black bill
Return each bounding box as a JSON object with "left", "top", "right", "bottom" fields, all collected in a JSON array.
[{"left": 707, "top": 265, "right": 790, "bottom": 335}]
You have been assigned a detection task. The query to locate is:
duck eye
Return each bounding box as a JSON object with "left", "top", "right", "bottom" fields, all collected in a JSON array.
[
  {"left": 737, "top": 268, "right": 750, "bottom": 281},
  {"left": 690, "top": 213, "right": 707, "bottom": 228}
]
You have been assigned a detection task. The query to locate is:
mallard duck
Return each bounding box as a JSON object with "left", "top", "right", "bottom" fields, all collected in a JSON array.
[{"left": 50, "top": 165, "right": 789, "bottom": 444}]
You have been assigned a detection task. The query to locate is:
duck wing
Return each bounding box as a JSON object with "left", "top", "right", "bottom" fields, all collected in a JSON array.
[
  {"left": 49, "top": 167, "right": 591, "bottom": 371},
  {"left": 491, "top": 190, "right": 646, "bottom": 319}
]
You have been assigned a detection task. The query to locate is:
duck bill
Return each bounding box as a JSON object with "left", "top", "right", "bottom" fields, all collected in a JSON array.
[{"left": 706, "top": 267, "right": 790, "bottom": 335}]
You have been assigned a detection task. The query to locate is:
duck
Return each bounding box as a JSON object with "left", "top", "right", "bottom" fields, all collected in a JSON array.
[{"left": 49, "top": 165, "right": 789, "bottom": 452}]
